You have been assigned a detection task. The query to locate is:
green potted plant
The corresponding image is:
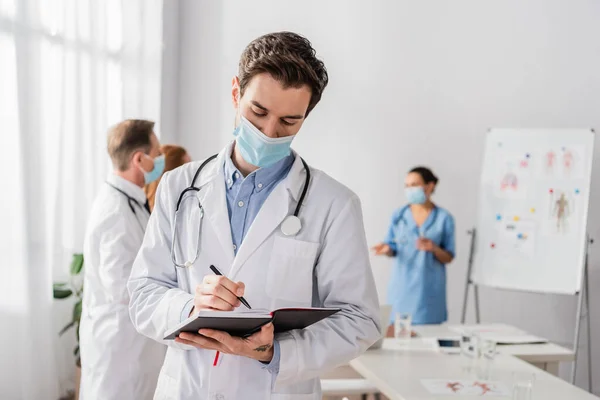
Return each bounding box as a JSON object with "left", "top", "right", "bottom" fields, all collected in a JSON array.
[{"left": 54, "top": 253, "right": 84, "bottom": 400}]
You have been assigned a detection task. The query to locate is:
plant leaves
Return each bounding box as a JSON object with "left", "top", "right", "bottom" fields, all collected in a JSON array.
[
  {"left": 75, "top": 345, "right": 81, "bottom": 367},
  {"left": 73, "top": 300, "right": 82, "bottom": 322},
  {"left": 70, "top": 254, "right": 84, "bottom": 276},
  {"left": 53, "top": 288, "right": 73, "bottom": 299},
  {"left": 53, "top": 282, "right": 68, "bottom": 289},
  {"left": 59, "top": 321, "right": 76, "bottom": 336}
]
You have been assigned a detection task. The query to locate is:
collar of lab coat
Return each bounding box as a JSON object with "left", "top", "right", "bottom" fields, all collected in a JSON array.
[
  {"left": 106, "top": 173, "right": 148, "bottom": 205},
  {"left": 194, "top": 141, "right": 310, "bottom": 278}
]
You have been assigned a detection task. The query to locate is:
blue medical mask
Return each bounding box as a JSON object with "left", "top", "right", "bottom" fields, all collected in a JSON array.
[
  {"left": 405, "top": 186, "right": 427, "bottom": 204},
  {"left": 233, "top": 116, "right": 295, "bottom": 168},
  {"left": 141, "top": 154, "right": 165, "bottom": 184}
]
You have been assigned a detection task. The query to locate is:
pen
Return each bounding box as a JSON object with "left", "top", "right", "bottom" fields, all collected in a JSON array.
[{"left": 209, "top": 265, "right": 252, "bottom": 310}]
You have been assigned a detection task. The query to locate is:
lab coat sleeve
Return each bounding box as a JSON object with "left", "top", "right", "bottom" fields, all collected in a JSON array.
[
  {"left": 440, "top": 214, "right": 456, "bottom": 258},
  {"left": 275, "top": 194, "right": 381, "bottom": 385},
  {"left": 128, "top": 172, "right": 194, "bottom": 349},
  {"left": 97, "top": 213, "right": 140, "bottom": 305}
]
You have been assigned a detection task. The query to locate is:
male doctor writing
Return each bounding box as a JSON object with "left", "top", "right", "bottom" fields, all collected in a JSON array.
[{"left": 128, "top": 32, "right": 381, "bottom": 399}]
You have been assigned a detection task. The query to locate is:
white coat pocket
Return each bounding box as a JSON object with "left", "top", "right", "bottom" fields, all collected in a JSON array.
[
  {"left": 266, "top": 236, "right": 319, "bottom": 304},
  {"left": 153, "top": 372, "right": 177, "bottom": 400}
]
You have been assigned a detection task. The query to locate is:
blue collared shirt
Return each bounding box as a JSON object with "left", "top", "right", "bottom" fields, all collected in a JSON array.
[
  {"left": 384, "top": 205, "right": 456, "bottom": 325},
  {"left": 224, "top": 153, "right": 295, "bottom": 251},
  {"left": 224, "top": 152, "right": 294, "bottom": 378}
]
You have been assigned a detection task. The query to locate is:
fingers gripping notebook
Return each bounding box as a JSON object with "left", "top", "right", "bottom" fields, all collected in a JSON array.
[{"left": 163, "top": 307, "right": 340, "bottom": 340}]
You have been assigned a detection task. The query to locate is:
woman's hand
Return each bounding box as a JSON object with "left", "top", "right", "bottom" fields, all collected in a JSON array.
[
  {"left": 416, "top": 238, "right": 454, "bottom": 264},
  {"left": 416, "top": 238, "right": 435, "bottom": 252},
  {"left": 386, "top": 324, "right": 418, "bottom": 338},
  {"left": 371, "top": 243, "right": 394, "bottom": 257}
]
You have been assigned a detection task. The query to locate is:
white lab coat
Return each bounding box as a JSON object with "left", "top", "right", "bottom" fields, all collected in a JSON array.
[
  {"left": 80, "top": 174, "right": 166, "bottom": 400},
  {"left": 128, "top": 144, "right": 381, "bottom": 400}
]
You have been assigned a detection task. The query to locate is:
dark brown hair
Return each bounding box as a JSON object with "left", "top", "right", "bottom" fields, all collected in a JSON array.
[
  {"left": 238, "top": 32, "right": 329, "bottom": 116},
  {"left": 410, "top": 166, "right": 439, "bottom": 185},
  {"left": 107, "top": 119, "right": 155, "bottom": 171}
]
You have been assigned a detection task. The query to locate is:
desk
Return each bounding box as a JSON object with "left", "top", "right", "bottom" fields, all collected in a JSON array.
[
  {"left": 412, "top": 324, "right": 574, "bottom": 376},
  {"left": 350, "top": 350, "right": 597, "bottom": 400},
  {"left": 322, "top": 324, "right": 576, "bottom": 398}
]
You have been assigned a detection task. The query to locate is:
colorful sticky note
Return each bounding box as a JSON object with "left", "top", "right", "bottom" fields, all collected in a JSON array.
[
  {"left": 513, "top": 216, "right": 520, "bottom": 222},
  {"left": 530, "top": 208, "right": 536, "bottom": 213}
]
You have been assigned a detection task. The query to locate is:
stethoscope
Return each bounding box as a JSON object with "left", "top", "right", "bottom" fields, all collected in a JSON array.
[
  {"left": 171, "top": 154, "right": 311, "bottom": 269},
  {"left": 106, "top": 182, "right": 150, "bottom": 232},
  {"left": 394, "top": 205, "right": 438, "bottom": 243}
]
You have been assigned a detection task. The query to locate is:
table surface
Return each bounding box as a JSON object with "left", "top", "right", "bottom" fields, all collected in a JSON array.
[
  {"left": 412, "top": 324, "right": 575, "bottom": 363},
  {"left": 350, "top": 348, "right": 596, "bottom": 400}
]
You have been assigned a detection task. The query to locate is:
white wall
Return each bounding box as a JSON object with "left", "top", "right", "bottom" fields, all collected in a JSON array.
[
  {"left": 159, "top": 0, "right": 181, "bottom": 143},
  {"left": 164, "top": 0, "right": 600, "bottom": 392}
]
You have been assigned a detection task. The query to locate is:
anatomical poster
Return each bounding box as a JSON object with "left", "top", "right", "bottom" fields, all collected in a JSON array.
[
  {"left": 535, "top": 145, "right": 585, "bottom": 180},
  {"left": 493, "top": 152, "right": 532, "bottom": 199}
]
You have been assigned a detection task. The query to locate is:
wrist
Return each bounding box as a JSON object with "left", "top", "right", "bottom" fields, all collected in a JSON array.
[{"left": 256, "top": 345, "right": 274, "bottom": 363}]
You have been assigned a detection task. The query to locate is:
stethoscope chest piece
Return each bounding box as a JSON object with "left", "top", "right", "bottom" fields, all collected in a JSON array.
[{"left": 281, "top": 215, "right": 302, "bottom": 236}]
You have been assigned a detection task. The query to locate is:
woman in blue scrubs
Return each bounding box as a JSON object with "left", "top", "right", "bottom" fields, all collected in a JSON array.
[{"left": 372, "top": 167, "right": 455, "bottom": 335}]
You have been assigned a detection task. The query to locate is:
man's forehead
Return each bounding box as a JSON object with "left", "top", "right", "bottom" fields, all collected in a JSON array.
[{"left": 244, "top": 74, "right": 311, "bottom": 116}]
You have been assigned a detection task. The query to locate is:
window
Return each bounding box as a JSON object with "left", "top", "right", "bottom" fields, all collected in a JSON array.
[{"left": 0, "top": 1, "right": 163, "bottom": 397}]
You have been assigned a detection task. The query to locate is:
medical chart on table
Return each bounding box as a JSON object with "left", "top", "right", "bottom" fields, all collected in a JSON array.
[
  {"left": 420, "top": 379, "right": 512, "bottom": 396},
  {"left": 472, "top": 129, "right": 594, "bottom": 295}
]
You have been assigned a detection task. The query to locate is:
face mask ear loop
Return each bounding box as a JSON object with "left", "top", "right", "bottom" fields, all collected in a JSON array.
[
  {"left": 236, "top": 93, "right": 242, "bottom": 126},
  {"left": 137, "top": 153, "right": 149, "bottom": 176}
]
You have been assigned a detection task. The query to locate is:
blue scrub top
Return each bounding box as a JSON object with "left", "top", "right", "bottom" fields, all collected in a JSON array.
[{"left": 384, "top": 205, "right": 455, "bottom": 325}]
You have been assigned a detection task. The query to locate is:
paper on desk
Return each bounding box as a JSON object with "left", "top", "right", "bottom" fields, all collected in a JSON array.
[
  {"left": 449, "top": 324, "right": 548, "bottom": 345},
  {"left": 421, "top": 379, "right": 512, "bottom": 396},
  {"left": 383, "top": 338, "right": 440, "bottom": 351}
]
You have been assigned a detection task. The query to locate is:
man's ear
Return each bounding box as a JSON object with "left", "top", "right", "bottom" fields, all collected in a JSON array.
[
  {"left": 131, "top": 151, "right": 144, "bottom": 168},
  {"left": 231, "top": 76, "right": 241, "bottom": 108}
]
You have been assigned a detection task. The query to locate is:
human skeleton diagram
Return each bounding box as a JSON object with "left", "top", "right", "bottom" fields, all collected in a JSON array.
[{"left": 552, "top": 192, "right": 571, "bottom": 233}]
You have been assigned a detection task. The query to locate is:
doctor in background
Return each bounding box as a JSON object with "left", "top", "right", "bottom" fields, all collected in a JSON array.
[
  {"left": 145, "top": 144, "right": 192, "bottom": 211},
  {"left": 80, "top": 120, "right": 166, "bottom": 399},
  {"left": 372, "top": 167, "right": 455, "bottom": 336},
  {"left": 128, "top": 31, "right": 381, "bottom": 400}
]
